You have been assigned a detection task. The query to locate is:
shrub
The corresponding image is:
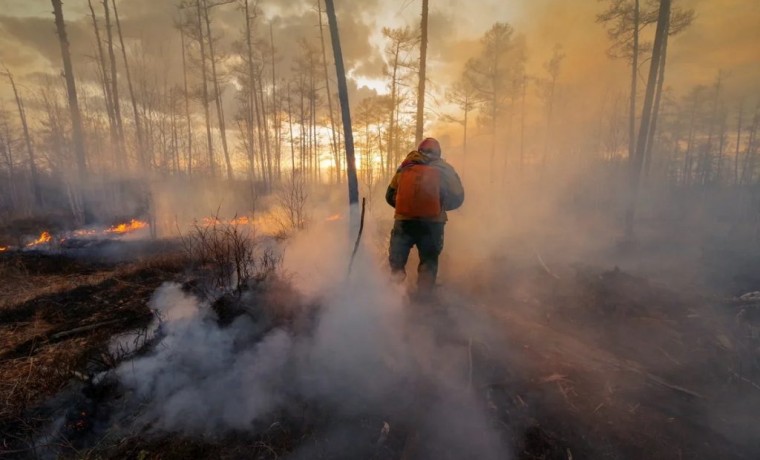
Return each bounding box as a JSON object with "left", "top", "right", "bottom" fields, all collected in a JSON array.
[{"left": 181, "top": 215, "right": 281, "bottom": 298}]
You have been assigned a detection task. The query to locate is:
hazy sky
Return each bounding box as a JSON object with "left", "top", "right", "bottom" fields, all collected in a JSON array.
[{"left": 0, "top": 0, "right": 758, "bottom": 113}]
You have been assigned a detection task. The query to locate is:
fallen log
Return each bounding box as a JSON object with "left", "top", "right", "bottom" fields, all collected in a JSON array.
[{"left": 50, "top": 319, "right": 121, "bottom": 340}]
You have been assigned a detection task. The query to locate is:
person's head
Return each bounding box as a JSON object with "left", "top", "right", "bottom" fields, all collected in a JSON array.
[{"left": 417, "top": 137, "right": 441, "bottom": 158}]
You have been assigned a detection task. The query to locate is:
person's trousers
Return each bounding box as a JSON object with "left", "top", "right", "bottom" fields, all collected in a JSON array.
[{"left": 389, "top": 220, "right": 445, "bottom": 290}]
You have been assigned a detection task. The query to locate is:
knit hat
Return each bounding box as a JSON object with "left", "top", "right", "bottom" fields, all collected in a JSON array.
[{"left": 417, "top": 137, "right": 441, "bottom": 157}]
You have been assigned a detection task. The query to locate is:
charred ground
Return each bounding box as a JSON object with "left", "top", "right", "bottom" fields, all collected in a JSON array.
[{"left": 1, "top": 222, "right": 758, "bottom": 459}]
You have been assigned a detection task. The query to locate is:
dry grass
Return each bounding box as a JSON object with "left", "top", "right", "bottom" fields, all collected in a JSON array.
[
  {"left": 0, "top": 260, "right": 112, "bottom": 311},
  {"left": 1, "top": 339, "right": 84, "bottom": 423},
  {"left": 0, "top": 249, "right": 185, "bottom": 451}
]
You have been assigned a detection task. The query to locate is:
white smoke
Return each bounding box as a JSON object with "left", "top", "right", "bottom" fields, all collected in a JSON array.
[
  {"left": 115, "top": 217, "right": 507, "bottom": 458},
  {"left": 117, "top": 284, "right": 293, "bottom": 432}
]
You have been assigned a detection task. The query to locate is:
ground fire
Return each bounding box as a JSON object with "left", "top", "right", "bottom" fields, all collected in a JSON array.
[
  {"left": 105, "top": 219, "right": 149, "bottom": 234},
  {"left": 8, "top": 220, "right": 151, "bottom": 251},
  {"left": 25, "top": 231, "right": 52, "bottom": 248},
  {"left": 198, "top": 216, "right": 252, "bottom": 227}
]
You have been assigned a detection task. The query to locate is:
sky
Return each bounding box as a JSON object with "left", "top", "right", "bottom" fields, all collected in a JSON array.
[{"left": 0, "top": 0, "right": 758, "bottom": 137}]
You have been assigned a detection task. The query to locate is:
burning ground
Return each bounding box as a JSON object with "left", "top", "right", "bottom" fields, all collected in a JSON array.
[{"left": 1, "top": 212, "right": 760, "bottom": 460}]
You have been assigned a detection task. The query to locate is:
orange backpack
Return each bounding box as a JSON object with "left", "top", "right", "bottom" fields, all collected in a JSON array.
[{"left": 395, "top": 164, "right": 442, "bottom": 218}]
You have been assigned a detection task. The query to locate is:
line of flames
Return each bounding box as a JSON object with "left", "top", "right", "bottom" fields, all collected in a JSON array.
[
  {"left": 5, "top": 213, "right": 341, "bottom": 252},
  {"left": 106, "top": 219, "right": 148, "bottom": 234},
  {"left": 27, "top": 231, "right": 53, "bottom": 247},
  {"left": 22, "top": 219, "right": 149, "bottom": 249},
  {"left": 198, "top": 216, "right": 251, "bottom": 227}
]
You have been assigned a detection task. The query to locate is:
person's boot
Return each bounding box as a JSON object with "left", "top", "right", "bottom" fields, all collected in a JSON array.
[
  {"left": 411, "top": 273, "right": 438, "bottom": 304},
  {"left": 391, "top": 268, "right": 407, "bottom": 284}
]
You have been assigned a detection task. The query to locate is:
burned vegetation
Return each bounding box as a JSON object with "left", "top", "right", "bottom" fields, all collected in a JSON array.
[{"left": 1, "top": 214, "right": 759, "bottom": 459}]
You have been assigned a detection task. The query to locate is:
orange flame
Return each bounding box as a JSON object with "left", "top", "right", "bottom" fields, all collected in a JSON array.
[
  {"left": 0, "top": 246, "right": 8, "bottom": 252},
  {"left": 27, "top": 231, "right": 53, "bottom": 247},
  {"left": 200, "top": 216, "right": 222, "bottom": 227},
  {"left": 199, "top": 216, "right": 252, "bottom": 226},
  {"left": 106, "top": 219, "right": 148, "bottom": 234},
  {"left": 325, "top": 214, "right": 341, "bottom": 222},
  {"left": 229, "top": 216, "right": 251, "bottom": 226}
]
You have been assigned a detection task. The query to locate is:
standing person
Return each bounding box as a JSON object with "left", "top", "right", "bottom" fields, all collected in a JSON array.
[{"left": 385, "top": 137, "right": 464, "bottom": 293}]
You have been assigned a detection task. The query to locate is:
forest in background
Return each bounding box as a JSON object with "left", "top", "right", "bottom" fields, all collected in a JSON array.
[{"left": 0, "top": 0, "right": 758, "bottom": 242}]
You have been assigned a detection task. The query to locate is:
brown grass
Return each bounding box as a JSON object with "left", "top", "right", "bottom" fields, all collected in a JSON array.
[{"left": 0, "top": 250, "right": 186, "bottom": 450}]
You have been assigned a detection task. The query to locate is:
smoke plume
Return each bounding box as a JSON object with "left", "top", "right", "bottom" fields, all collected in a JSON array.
[{"left": 115, "top": 219, "right": 508, "bottom": 458}]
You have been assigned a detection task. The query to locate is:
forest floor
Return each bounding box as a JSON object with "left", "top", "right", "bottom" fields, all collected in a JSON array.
[{"left": 1, "top": 224, "right": 759, "bottom": 459}]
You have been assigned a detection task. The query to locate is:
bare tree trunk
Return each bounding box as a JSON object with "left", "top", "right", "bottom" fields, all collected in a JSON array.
[
  {"left": 734, "top": 104, "right": 743, "bottom": 185},
  {"left": 684, "top": 103, "right": 697, "bottom": 186},
  {"left": 171, "top": 89, "right": 180, "bottom": 173},
  {"left": 180, "top": 27, "right": 193, "bottom": 175},
  {"left": 103, "top": 0, "right": 125, "bottom": 169},
  {"left": 0, "top": 120, "right": 18, "bottom": 210},
  {"left": 244, "top": 7, "right": 267, "bottom": 188},
  {"left": 254, "top": 78, "right": 268, "bottom": 186},
  {"left": 324, "top": 0, "right": 358, "bottom": 206},
  {"left": 643, "top": 21, "right": 669, "bottom": 178},
  {"left": 387, "top": 43, "right": 400, "bottom": 177},
  {"left": 237, "top": 117, "right": 254, "bottom": 182},
  {"left": 270, "top": 23, "right": 282, "bottom": 183},
  {"left": 159, "top": 76, "right": 169, "bottom": 172},
  {"left": 309, "top": 68, "right": 316, "bottom": 182},
  {"left": 243, "top": 0, "right": 259, "bottom": 186},
  {"left": 299, "top": 78, "right": 305, "bottom": 171},
  {"left": 376, "top": 125, "right": 385, "bottom": 174},
  {"left": 628, "top": 0, "right": 640, "bottom": 163},
  {"left": 715, "top": 112, "right": 727, "bottom": 183},
  {"left": 519, "top": 75, "right": 526, "bottom": 170},
  {"left": 542, "top": 51, "right": 561, "bottom": 168},
  {"left": 287, "top": 81, "right": 296, "bottom": 176},
  {"left": 414, "top": 0, "right": 429, "bottom": 145},
  {"left": 5, "top": 70, "right": 42, "bottom": 207},
  {"left": 41, "top": 84, "right": 65, "bottom": 176},
  {"left": 87, "top": 0, "right": 117, "bottom": 159},
  {"left": 318, "top": 0, "right": 341, "bottom": 184},
  {"left": 625, "top": 0, "right": 670, "bottom": 239},
  {"left": 702, "top": 72, "right": 722, "bottom": 185},
  {"left": 363, "top": 121, "right": 370, "bottom": 185},
  {"left": 667, "top": 122, "right": 681, "bottom": 183},
  {"left": 194, "top": 0, "right": 215, "bottom": 176},
  {"left": 112, "top": 0, "right": 146, "bottom": 172},
  {"left": 491, "top": 49, "right": 500, "bottom": 179},
  {"left": 491, "top": 99, "right": 497, "bottom": 177},
  {"left": 256, "top": 69, "right": 273, "bottom": 187},
  {"left": 740, "top": 106, "right": 759, "bottom": 185},
  {"left": 52, "top": 0, "right": 88, "bottom": 183},
  {"left": 202, "top": 0, "right": 233, "bottom": 180}
]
